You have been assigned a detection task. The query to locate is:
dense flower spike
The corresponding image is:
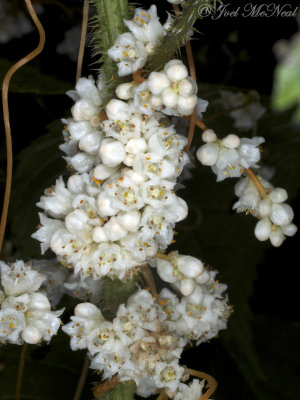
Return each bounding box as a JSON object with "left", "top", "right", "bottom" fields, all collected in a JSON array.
[{"left": 0, "top": 261, "right": 63, "bottom": 344}]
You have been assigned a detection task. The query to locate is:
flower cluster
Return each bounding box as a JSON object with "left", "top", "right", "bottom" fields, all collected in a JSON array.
[
  {"left": 234, "top": 176, "right": 297, "bottom": 246},
  {"left": 0, "top": 260, "right": 63, "bottom": 345},
  {"left": 196, "top": 129, "right": 264, "bottom": 181},
  {"left": 116, "top": 59, "right": 198, "bottom": 117},
  {"left": 33, "top": 80, "right": 189, "bottom": 280},
  {"left": 108, "top": 5, "right": 171, "bottom": 76},
  {"left": 63, "top": 285, "right": 227, "bottom": 397}
]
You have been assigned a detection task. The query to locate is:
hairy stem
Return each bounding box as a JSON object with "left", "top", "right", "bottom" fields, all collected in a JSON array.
[
  {"left": 146, "top": 0, "right": 214, "bottom": 73},
  {"left": 93, "top": 374, "right": 119, "bottom": 398},
  {"left": 90, "top": 0, "right": 132, "bottom": 101},
  {"left": 141, "top": 265, "right": 158, "bottom": 297}
]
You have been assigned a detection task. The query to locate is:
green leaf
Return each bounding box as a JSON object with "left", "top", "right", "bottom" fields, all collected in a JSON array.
[
  {"left": 100, "top": 277, "right": 138, "bottom": 320},
  {"left": 98, "top": 382, "right": 136, "bottom": 400},
  {"left": 9, "top": 120, "right": 66, "bottom": 258},
  {"left": 0, "top": 58, "right": 72, "bottom": 94}
]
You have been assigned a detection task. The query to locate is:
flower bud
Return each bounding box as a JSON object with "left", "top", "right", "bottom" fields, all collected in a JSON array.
[
  {"left": 280, "top": 223, "right": 298, "bottom": 237},
  {"left": 196, "top": 143, "right": 219, "bottom": 166},
  {"left": 270, "top": 203, "right": 294, "bottom": 226},
  {"left": 202, "top": 129, "right": 217, "bottom": 143},
  {"left": 187, "top": 285, "right": 204, "bottom": 305},
  {"left": 156, "top": 259, "right": 177, "bottom": 283},
  {"left": 68, "top": 121, "right": 92, "bottom": 140},
  {"left": 105, "top": 99, "right": 129, "bottom": 121},
  {"left": 99, "top": 138, "right": 125, "bottom": 167},
  {"left": 178, "top": 79, "right": 194, "bottom": 96},
  {"left": 72, "top": 99, "right": 98, "bottom": 121},
  {"left": 180, "top": 278, "right": 196, "bottom": 296},
  {"left": 148, "top": 72, "right": 170, "bottom": 95},
  {"left": 162, "top": 87, "right": 178, "bottom": 108},
  {"left": 258, "top": 198, "right": 271, "bottom": 218},
  {"left": 94, "top": 164, "right": 118, "bottom": 180},
  {"left": 104, "top": 217, "right": 127, "bottom": 241},
  {"left": 270, "top": 227, "right": 285, "bottom": 247},
  {"left": 79, "top": 132, "right": 101, "bottom": 154},
  {"left": 150, "top": 95, "right": 163, "bottom": 108},
  {"left": 67, "top": 175, "right": 86, "bottom": 193},
  {"left": 177, "top": 255, "right": 204, "bottom": 278},
  {"left": 116, "top": 82, "right": 135, "bottom": 100},
  {"left": 75, "top": 302, "right": 102, "bottom": 319},
  {"left": 70, "top": 153, "right": 94, "bottom": 173},
  {"left": 22, "top": 326, "right": 42, "bottom": 344},
  {"left": 164, "top": 60, "right": 188, "bottom": 82},
  {"left": 125, "top": 138, "right": 147, "bottom": 155},
  {"left": 222, "top": 134, "right": 240, "bottom": 149},
  {"left": 269, "top": 188, "right": 288, "bottom": 203},
  {"left": 254, "top": 217, "right": 272, "bottom": 241},
  {"left": 92, "top": 226, "right": 108, "bottom": 243},
  {"left": 117, "top": 210, "right": 141, "bottom": 232},
  {"left": 97, "top": 194, "right": 118, "bottom": 216},
  {"left": 177, "top": 94, "right": 197, "bottom": 115},
  {"left": 29, "top": 293, "right": 51, "bottom": 311},
  {"left": 65, "top": 210, "right": 88, "bottom": 234}
]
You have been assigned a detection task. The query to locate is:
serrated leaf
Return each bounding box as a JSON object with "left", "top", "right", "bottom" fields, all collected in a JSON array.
[
  {"left": 0, "top": 58, "right": 72, "bottom": 94},
  {"left": 98, "top": 382, "right": 136, "bottom": 400},
  {"left": 9, "top": 120, "right": 66, "bottom": 258}
]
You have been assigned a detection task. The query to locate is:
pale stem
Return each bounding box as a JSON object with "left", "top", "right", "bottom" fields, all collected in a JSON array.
[
  {"left": 73, "top": 355, "right": 90, "bottom": 400},
  {"left": 16, "top": 343, "right": 28, "bottom": 400},
  {"left": 185, "top": 368, "right": 218, "bottom": 400},
  {"left": 155, "top": 252, "right": 170, "bottom": 261},
  {"left": 0, "top": 0, "right": 45, "bottom": 253},
  {"left": 76, "top": 0, "right": 89, "bottom": 82}
]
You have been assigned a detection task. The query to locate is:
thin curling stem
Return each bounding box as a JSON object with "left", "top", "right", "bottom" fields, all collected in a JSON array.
[
  {"left": 73, "top": 355, "right": 90, "bottom": 400},
  {"left": 156, "top": 252, "right": 170, "bottom": 261},
  {"left": 185, "top": 368, "right": 218, "bottom": 400},
  {"left": 16, "top": 343, "right": 28, "bottom": 400},
  {"left": 0, "top": 0, "right": 45, "bottom": 253},
  {"left": 76, "top": 0, "right": 89, "bottom": 82},
  {"left": 142, "top": 265, "right": 158, "bottom": 297}
]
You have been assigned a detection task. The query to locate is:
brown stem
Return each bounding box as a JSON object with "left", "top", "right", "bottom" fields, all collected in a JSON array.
[
  {"left": 16, "top": 343, "right": 28, "bottom": 400},
  {"left": 93, "top": 375, "right": 119, "bottom": 398},
  {"left": 141, "top": 265, "right": 158, "bottom": 297},
  {"left": 0, "top": 0, "right": 45, "bottom": 253},
  {"left": 76, "top": 0, "right": 89, "bottom": 82},
  {"left": 157, "top": 388, "right": 168, "bottom": 400},
  {"left": 245, "top": 168, "right": 266, "bottom": 198},
  {"left": 185, "top": 368, "right": 218, "bottom": 400},
  {"left": 133, "top": 69, "right": 146, "bottom": 83},
  {"left": 73, "top": 355, "right": 90, "bottom": 400}
]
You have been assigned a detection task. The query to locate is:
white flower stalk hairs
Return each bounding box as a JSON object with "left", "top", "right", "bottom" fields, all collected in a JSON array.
[
  {"left": 0, "top": 260, "right": 63, "bottom": 345},
  {"left": 234, "top": 176, "right": 297, "bottom": 246},
  {"left": 196, "top": 129, "right": 265, "bottom": 181}
]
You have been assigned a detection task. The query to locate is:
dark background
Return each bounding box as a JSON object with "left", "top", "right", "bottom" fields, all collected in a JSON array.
[{"left": 0, "top": 0, "right": 300, "bottom": 399}]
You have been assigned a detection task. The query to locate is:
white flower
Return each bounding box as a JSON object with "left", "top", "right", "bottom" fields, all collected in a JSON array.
[
  {"left": 124, "top": 5, "right": 166, "bottom": 45},
  {"left": 174, "top": 379, "right": 206, "bottom": 400},
  {"left": 0, "top": 260, "right": 45, "bottom": 296},
  {"left": 108, "top": 32, "right": 147, "bottom": 76}
]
